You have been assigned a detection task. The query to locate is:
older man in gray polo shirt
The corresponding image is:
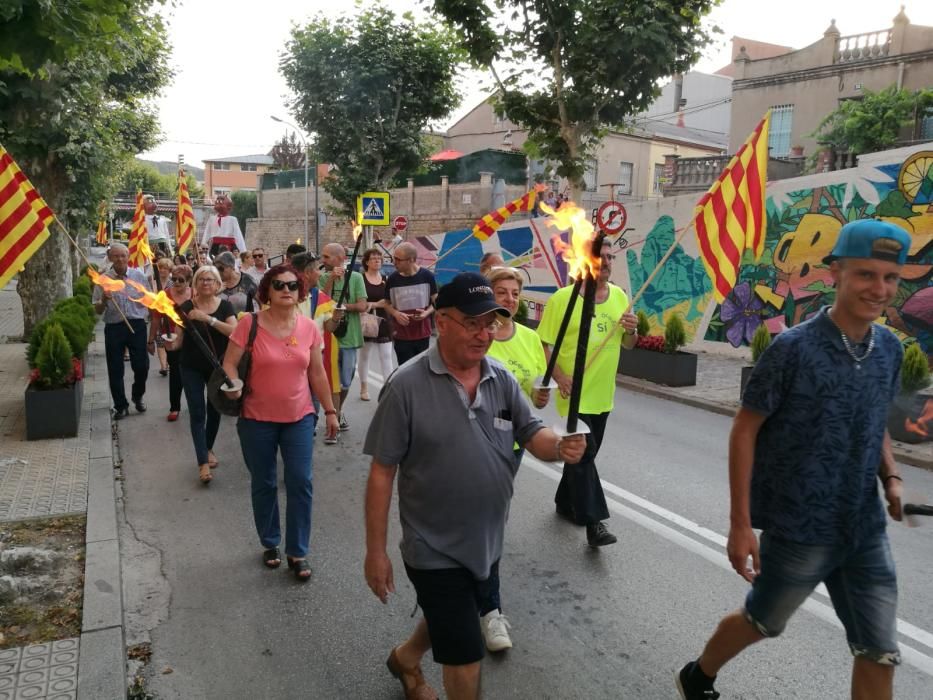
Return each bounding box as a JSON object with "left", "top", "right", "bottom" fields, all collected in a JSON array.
[
  {"left": 364, "top": 272, "right": 585, "bottom": 700},
  {"left": 92, "top": 243, "right": 151, "bottom": 420}
]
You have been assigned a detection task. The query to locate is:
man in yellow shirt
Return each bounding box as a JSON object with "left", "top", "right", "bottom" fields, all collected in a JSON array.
[{"left": 537, "top": 242, "right": 637, "bottom": 547}]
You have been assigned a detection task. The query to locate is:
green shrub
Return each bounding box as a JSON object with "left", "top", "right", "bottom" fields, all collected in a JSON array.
[
  {"left": 901, "top": 343, "right": 931, "bottom": 394},
  {"left": 26, "top": 299, "right": 95, "bottom": 368},
  {"left": 663, "top": 313, "right": 687, "bottom": 354},
  {"left": 750, "top": 323, "right": 771, "bottom": 364},
  {"left": 513, "top": 298, "right": 528, "bottom": 324},
  {"left": 636, "top": 310, "right": 650, "bottom": 337},
  {"left": 54, "top": 296, "right": 96, "bottom": 329},
  {"left": 33, "top": 323, "right": 73, "bottom": 388},
  {"left": 73, "top": 275, "right": 93, "bottom": 300}
]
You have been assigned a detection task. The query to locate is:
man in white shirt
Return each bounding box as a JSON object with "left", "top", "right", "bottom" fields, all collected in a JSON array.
[
  {"left": 199, "top": 194, "right": 245, "bottom": 256},
  {"left": 144, "top": 195, "right": 173, "bottom": 257}
]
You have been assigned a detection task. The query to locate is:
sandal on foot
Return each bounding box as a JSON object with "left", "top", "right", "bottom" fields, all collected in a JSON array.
[
  {"left": 198, "top": 465, "right": 213, "bottom": 484},
  {"left": 262, "top": 547, "right": 281, "bottom": 569},
  {"left": 208, "top": 452, "right": 219, "bottom": 469},
  {"left": 386, "top": 647, "right": 438, "bottom": 700},
  {"left": 287, "top": 557, "right": 312, "bottom": 582}
]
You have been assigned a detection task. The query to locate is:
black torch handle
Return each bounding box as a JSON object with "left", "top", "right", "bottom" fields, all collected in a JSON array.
[
  {"left": 904, "top": 503, "right": 933, "bottom": 516},
  {"left": 337, "top": 232, "right": 364, "bottom": 308},
  {"left": 541, "top": 277, "right": 583, "bottom": 384}
]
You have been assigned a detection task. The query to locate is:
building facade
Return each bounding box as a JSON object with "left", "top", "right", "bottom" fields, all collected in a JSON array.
[
  {"left": 203, "top": 154, "right": 276, "bottom": 199},
  {"left": 728, "top": 9, "right": 933, "bottom": 158}
]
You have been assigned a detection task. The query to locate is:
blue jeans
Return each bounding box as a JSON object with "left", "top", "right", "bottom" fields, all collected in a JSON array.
[
  {"left": 338, "top": 346, "right": 358, "bottom": 391},
  {"left": 745, "top": 531, "right": 900, "bottom": 665},
  {"left": 104, "top": 319, "right": 149, "bottom": 410},
  {"left": 180, "top": 366, "right": 220, "bottom": 466},
  {"left": 237, "top": 413, "right": 317, "bottom": 558}
]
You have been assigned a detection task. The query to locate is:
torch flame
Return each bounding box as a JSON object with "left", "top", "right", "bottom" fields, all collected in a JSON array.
[
  {"left": 352, "top": 221, "right": 362, "bottom": 240},
  {"left": 540, "top": 201, "right": 601, "bottom": 281},
  {"left": 87, "top": 268, "right": 126, "bottom": 293},
  {"left": 124, "top": 279, "right": 185, "bottom": 327}
]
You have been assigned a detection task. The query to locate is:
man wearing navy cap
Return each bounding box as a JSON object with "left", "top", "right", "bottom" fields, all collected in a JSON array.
[
  {"left": 676, "top": 220, "right": 910, "bottom": 700},
  {"left": 364, "top": 273, "right": 586, "bottom": 700}
]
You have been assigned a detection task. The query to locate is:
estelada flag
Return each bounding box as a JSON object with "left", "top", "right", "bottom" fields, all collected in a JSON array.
[
  {"left": 694, "top": 111, "right": 771, "bottom": 303},
  {"left": 176, "top": 171, "right": 196, "bottom": 255},
  {"left": 0, "top": 144, "right": 54, "bottom": 289},
  {"left": 127, "top": 190, "right": 152, "bottom": 268},
  {"left": 472, "top": 189, "right": 537, "bottom": 241}
]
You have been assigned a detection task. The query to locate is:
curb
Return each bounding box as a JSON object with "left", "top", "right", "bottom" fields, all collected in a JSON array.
[
  {"left": 77, "top": 331, "right": 126, "bottom": 700},
  {"left": 615, "top": 375, "right": 933, "bottom": 472}
]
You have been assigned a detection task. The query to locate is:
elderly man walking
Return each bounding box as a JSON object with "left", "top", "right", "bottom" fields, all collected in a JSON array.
[
  {"left": 92, "top": 243, "right": 151, "bottom": 419},
  {"left": 364, "top": 273, "right": 586, "bottom": 700}
]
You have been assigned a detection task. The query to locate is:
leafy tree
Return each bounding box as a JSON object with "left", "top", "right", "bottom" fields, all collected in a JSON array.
[
  {"left": 116, "top": 160, "right": 204, "bottom": 200},
  {"left": 270, "top": 131, "right": 306, "bottom": 170},
  {"left": 431, "top": 0, "right": 718, "bottom": 198},
  {"left": 281, "top": 6, "right": 464, "bottom": 216},
  {"left": 231, "top": 191, "right": 258, "bottom": 233},
  {"left": 0, "top": 1, "right": 171, "bottom": 333},
  {"left": 811, "top": 86, "right": 933, "bottom": 156}
]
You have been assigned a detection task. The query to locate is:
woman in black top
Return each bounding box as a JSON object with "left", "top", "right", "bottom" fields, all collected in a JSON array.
[
  {"left": 357, "top": 248, "right": 395, "bottom": 401},
  {"left": 167, "top": 265, "right": 236, "bottom": 484}
]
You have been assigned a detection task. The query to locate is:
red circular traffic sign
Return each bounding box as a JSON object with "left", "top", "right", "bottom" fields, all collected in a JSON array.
[
  {"left": 596, "top": 201, "right": 627, "bottom": 234},
  {"left": 393, "top": 215, "right": 408, "bottom": 232}
]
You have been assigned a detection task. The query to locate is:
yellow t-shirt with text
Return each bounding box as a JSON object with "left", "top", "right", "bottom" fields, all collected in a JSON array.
[{"left": 488, "top": 323, "right": 547, "bottom": 400}]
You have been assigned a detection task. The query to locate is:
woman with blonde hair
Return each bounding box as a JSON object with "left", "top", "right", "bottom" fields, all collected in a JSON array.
[{"left": 166, "top": 265, "right": 236, "bottom": 484}]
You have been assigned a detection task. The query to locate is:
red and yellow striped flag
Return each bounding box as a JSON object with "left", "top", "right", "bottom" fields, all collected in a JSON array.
[
  {"left": 0, "top": 145, "right": 54, "bottom": 289},
  {"left": 127, "top": 190, "right": 152, "bottom": 268},
  {"left": 95, "top": 201, "right": 108, "bottom": 246},
  {"left": 694, "top": 111, "right": 771, "bottom": 303},
  {"left": 472, "top": 189, "right": 537, "bottom": 241},
  {"left": 176, "top": 171, "right": 196, "bottom": 255}
]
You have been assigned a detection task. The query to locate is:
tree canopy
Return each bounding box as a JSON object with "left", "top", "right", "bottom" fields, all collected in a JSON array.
[
  {"left": 811, "top": 86, "right": 933, "bottom": 156},
  {"left": 0, "top": 0, "right": 171, "bottom": 333},
  {"left": 116, "top": 160, "right": 204, "bottom": 201},
  {"left": 432, "top": 0, "right": 719, "bottom": 196},
  {"left": 270, "top": 131, "right": 306, "bottom": 170},
  {"left": 280, "top": 6, "right": 464, "bottom": 216}
]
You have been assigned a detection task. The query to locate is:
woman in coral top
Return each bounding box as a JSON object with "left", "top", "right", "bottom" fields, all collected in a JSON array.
[{"left": 222, "top": 264, "right": 339, "bottom": 581}]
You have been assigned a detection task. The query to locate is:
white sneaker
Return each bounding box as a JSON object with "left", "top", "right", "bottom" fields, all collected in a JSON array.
[{"left": 481, "top": 610, "right": 512, "bottom": 652}]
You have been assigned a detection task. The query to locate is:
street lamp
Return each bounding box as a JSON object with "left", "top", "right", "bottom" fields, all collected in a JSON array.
[{"left": 270, "top": 115, "right": 315, "bottom": 252}]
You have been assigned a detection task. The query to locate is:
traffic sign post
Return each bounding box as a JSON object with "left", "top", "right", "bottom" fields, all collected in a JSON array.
[
  {"left": 357, "top": 191, "right": 390, "bottom": 226},
  {"left": 596, "top": 200, "right": 627, "bottom": 235},
  {"left": 393, "top": 215, "right": 408, "bottom": 232}
]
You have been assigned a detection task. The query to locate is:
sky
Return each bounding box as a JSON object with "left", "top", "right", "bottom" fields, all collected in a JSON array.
[{"left": 139, "top": 0, "right": 933, "bottom": 169}]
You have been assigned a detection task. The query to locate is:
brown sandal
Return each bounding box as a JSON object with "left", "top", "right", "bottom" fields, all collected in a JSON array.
[
  {"left": 199, "top": 464, "right": 213, "bottom": 484},
  {"left": 386, "top": 647, "right": 438, "bottom": 700}
]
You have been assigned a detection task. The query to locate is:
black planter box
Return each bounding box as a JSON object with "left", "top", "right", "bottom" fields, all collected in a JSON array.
[
  {"left": 740, "top": 365, "right": 754, "bottom": 399},
  {"left": 619, "top": 347, "right": 697, "bottom": 387},
  {"left": 24, "top": 380, "right": 83, "bottom": 440}
]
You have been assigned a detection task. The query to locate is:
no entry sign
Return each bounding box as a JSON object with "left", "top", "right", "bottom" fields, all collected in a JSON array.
[
  {"left": 393, "top": 215, "right": 408, "bottom": 232},
  {"left": 596, "top": 201, "right": 627, "bottom": 235}
]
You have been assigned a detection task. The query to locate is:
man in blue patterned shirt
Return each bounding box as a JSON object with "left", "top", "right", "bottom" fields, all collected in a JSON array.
[{"left": 677, "top": 220, "right": 911, "bottom": 700}]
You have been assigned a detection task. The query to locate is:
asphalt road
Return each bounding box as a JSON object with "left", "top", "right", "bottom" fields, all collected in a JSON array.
[{"left": 116, "top": 362, "right": 933, "bottom": 699}]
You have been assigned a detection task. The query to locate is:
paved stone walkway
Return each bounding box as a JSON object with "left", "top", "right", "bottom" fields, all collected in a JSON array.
[{"left": 0, "top": 638, "right": 80, "bottom": 700}]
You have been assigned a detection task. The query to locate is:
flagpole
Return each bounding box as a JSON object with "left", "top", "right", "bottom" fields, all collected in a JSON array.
[
  {"left": 429, "top": 232, "right": 476, "bottom": 271},
  {"left": 54, "top": 214, "right": 135, "bottom": 332},
  {"left": 583, "top": 221, "right": 695, "bottom": 371}
]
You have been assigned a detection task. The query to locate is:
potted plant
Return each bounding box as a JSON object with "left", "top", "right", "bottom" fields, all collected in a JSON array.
[
  {"left": 887, "top": 343, "right": 932, "bottom": 444},
  {"left": 24, "top": 322, "right": 84, "bottom": 440},
  {"left": 740, "top": 324, "right": 772, "bottom": 399},
  {"left": 619, "top": 311, "right": 698, "bottom": 387}
]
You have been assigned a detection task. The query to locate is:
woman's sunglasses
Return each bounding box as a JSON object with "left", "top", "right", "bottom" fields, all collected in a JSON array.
[
  {"left": 171, "top": 277, "right": 189, "bottom": 284},
  {"left": 271, "top": 280, "right": 299, "bottom": 291}
]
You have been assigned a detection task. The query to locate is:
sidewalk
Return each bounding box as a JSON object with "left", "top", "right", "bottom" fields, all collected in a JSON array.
[
  {"left": 0, "top": 280, "right": 123, "bottom": 700},
  {"left": 616, "top": 346, "right": 933, "bottom": 471}
]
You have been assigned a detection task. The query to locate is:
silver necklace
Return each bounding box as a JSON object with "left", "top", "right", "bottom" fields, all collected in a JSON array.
[{"left": 829, "top": 310, "right": 875, "bottom": 369}]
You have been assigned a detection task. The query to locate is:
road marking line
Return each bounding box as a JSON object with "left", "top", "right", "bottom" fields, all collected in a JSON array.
[{"left": 367, "top": 371, "right": 933, "bottom": 673}]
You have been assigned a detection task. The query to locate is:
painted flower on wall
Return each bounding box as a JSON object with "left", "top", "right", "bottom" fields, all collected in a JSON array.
[{"left": 721, "top": 282, "right": 764, "bottom": 347}]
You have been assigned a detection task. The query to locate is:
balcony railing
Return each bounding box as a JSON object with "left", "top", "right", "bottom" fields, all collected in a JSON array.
[{"left": 835, "top": 30, "right": 891, "bottom": 63}]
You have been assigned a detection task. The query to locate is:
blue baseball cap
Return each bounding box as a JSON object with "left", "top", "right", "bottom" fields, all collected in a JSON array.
[
  {"left": 436, "top": 272, "right": 509, "bottom": 317},
  {"left": 822, "top": 219, "right": 911, "bottom": 266}
]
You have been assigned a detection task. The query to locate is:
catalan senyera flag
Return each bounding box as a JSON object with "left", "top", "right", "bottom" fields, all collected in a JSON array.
[
  {"left": 95, "top": 201, "right": 108, "bottom": 246},
  {"left": 127, "top": 190, "right": 152, "bottom": 268},
  {"left": 473, "top": 189, "right": 537, "bottom": 241},
  {"left": 176, "top": 171, "right": 196, "bottom": 255},
  {"left": 0, "top": 145, "right": 54, "bottom": 289},
  {"left": 694, "top": 111, "right": 771, "bottom": 304}
]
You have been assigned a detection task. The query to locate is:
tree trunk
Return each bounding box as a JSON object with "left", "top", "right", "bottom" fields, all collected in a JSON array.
[{"left": 18, "top": 231, "right": 73, "bottom": 337}]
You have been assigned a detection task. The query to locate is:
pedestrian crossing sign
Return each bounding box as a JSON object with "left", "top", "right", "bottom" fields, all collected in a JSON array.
[{"left": 357, "top": 191, "right": 390, "bottom": 226}]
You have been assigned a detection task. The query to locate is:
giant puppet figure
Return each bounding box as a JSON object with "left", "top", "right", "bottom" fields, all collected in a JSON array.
[
  {"left": 143, "top": 195, "right": 173, "bottom": 258},
  {"left": 200, "top": 194, "right": 246, "bottom": 257}
]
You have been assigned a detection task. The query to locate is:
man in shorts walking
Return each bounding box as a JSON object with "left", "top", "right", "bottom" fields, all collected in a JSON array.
[
  {"left": 676, "top": 219, "right": 911, "bottom": 700},
  {"left": 364, "top": 273, "right": 585, "bottom": 700}
]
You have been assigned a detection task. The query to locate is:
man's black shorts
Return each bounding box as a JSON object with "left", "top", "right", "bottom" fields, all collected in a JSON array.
[{"left": 405, "top": 563, "right": 486, "bottom": 666}]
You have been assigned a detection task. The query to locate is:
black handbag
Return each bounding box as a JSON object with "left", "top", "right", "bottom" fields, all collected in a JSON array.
[{"left": 207, "top": 312, "right": 259, "bottom": 416}]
